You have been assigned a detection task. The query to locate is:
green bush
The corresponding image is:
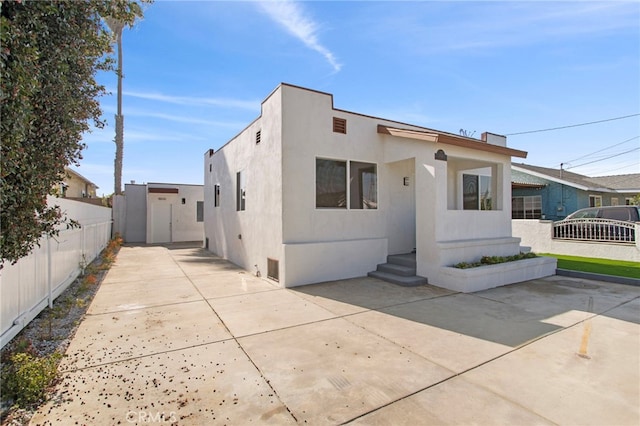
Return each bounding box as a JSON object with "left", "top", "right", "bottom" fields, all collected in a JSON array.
[
  {"left": 1, "top": 352, "right": 62, "bottom": 407},
  {"left": 453, "top": 252, "right": 537, "bottom": 269}
]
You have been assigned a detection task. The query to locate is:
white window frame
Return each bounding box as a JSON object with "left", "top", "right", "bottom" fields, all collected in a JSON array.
[
  {"left": 315, "top": 157, "right": 378, "bottom": 210},
  {"left": 463, "top": 173, "right": 493, "bottom": 210},
  {"left": 589, "top": 195, "right": 602, "bottom": 207},
  {"left": 511, "top": 195, "right": 542, "bottom": 219}
]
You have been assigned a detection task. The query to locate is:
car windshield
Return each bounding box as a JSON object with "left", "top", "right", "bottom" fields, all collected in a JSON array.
[{"left": 569, "top": 209, "right": 598, "bottom": 219}]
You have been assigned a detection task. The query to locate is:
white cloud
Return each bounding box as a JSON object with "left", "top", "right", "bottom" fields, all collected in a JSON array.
[
  {"left": 370, "top": 1, "right": 639, "bottom": 55},
  {"left": 120, "top": 90, "right": 260, "bottom": 110},
  {"left": 101, "top": 105, "right": 247, "bottom": 128},
  {"left": 259, "top": 0, "right": 342, "bottom": 72}
]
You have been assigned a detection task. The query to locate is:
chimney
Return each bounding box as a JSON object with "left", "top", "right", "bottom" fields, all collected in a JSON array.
[{"left": 481, "top": 132, "right": 507, "bottom": 147}]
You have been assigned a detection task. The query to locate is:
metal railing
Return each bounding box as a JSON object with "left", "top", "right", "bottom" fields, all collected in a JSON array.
[{"left": 552, "top": 218, "right": 636, "bottom": 244}]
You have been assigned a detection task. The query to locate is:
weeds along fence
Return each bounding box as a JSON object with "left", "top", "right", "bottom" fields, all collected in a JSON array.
[{"left": 1, "top": 197, "right": 112, "bottom": 349}]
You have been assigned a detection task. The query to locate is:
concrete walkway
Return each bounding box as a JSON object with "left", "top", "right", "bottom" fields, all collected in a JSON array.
[{"left": 31, "top": 244, "right": 640, "bottom": 425}]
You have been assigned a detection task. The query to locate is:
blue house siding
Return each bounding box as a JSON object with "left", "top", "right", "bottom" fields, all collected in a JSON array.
[
  {"left": 512, "top": 165, "right": 639, "bottom": 219},
  {"left": 512, "top": 169, "right": 624, "bottom": 220},
  {"left": 512, "top": 184, "right": 579, "bottom": 221}
]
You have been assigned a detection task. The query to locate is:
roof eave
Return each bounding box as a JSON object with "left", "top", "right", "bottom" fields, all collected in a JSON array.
[
  {"left": 511, "top": 164, "right": 590, "bottom": 191},
  {"left": 378, "top": 125, "right": 528, "bottom": 158}
]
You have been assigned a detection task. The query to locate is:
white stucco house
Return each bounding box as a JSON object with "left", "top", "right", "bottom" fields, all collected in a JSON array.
[
  {"left": 203, "top": 83, "right": 556, "bottom": 292},
  {"left": 120, "top": 182, "right": 204, "bottom": 244}
]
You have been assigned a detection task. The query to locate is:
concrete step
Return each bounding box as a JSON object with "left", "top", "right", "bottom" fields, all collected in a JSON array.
[
  {"left": 376, "top": 262, "right": 416, "bottom": 277},
  {"left": 387, "top": 253, "right": 417, "bottom": 268},
  {"left": 368, "top": 271, "right": 427, "bottom": 287}
]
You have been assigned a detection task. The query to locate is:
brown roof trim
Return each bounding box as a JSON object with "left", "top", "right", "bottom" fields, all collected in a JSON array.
[
  {"left": 378, "top": 125, "right": 528, "bottom": 158},
  {"left": 148, "top": 187, "right": 179, "bottom": 194},
  {"left": 377, "top": 125, "right": 438, "bottom": 142}
]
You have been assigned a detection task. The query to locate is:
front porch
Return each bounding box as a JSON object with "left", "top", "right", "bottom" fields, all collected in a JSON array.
[{"left": 378, "top": 125, "right": 556, "bottom": 292}]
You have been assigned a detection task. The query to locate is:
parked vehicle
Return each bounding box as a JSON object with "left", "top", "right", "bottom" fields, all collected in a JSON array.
[
  {"left": 565, "top": 205, "right": 640, "bottom": 222},
  {"left": 553, "top": 206, "right": 639, "bottom": 243}
]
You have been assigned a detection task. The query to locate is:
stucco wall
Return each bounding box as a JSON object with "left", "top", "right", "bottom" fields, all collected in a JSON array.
[
  {"left": 122, "top": 183, "right": 203, "bottom": 244},
  {"left": 123, "top": 184, "right": 147, "bottom": 243},
  {"left": 204, "top": 88, "right": 283, "bottom": 280},
  {"left": 280, "top": 86, "right": 387, "bottom": 244},
  {"left": 415, "top": 145, "right": 518, "bottom": 281},
  {"left": 204, "top": 83, "right": 523, "bottom": 288},
  {"left": 146, "top": 184, "right": 204, "bottom": 243},
  {"left": 513, "top": 219, "right": 640, "bottom": 262}
]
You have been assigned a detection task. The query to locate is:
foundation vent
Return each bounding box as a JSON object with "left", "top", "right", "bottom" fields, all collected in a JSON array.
[{"left": 267, "top": 258, "right": 279, "bottom": 282}]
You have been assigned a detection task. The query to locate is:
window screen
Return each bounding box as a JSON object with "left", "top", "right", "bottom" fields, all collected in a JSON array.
[
  {"left": 196, "top": 201, "right": 204, "bottom": 222},
  {"left": 316, "top": 159, "right": 347, "bottom": 208},
  {"left": 236, "top": 172, "right": 245, "bottom": 211},
  {"left": 350, "top": 161, "right": 377, "bottom": 209}
]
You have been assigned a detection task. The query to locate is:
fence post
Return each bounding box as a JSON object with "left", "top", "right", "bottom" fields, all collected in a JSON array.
[
  {"left": 95, "top": 223, "right": 99, "bottom": 259},
  {"left": 47, "top": 236, "right": 53, "bottom": 309},
  {"left": 82, "top": 223, "right": 86, "bottom": 274}
]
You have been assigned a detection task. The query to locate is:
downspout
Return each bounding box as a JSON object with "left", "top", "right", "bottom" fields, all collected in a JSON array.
[{"left": 559, "top": 163, "right": 564, "bottom": 217}]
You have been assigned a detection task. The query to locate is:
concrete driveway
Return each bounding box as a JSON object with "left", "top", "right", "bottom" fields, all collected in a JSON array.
[{"left": 31, "top": 244, "right": 640, "bottom": 425}]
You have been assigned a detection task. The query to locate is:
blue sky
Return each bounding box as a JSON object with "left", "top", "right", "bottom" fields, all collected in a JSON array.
[{"left": 76, "top": 0, "right": 640, "bottom": 196}]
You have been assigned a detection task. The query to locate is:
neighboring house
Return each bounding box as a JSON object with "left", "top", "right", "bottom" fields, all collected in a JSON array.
[
  {"left": 121, "top": 182, "right": 204, "bottom": 244},
  {"left": 512, "top": 163, "right": 640, "bottom": 221},
  {"left": 60, "top": 168, "right": 98, "bottom": 199},
  {"left": 204, "top": 83, "right": 554, "bottom": 292}
]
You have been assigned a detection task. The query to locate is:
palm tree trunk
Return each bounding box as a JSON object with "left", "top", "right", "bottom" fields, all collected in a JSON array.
[{"left": 114, "top": 28, "right": 124, "bottom": 195}]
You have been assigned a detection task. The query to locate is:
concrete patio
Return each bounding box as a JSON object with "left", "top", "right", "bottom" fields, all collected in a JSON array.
[{"left": 31, "top": 243, "right": 640, "bottom": 425}]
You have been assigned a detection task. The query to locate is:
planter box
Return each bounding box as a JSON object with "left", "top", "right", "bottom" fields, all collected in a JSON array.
[{"left": 433, "top": 256, "right": 558, "bottom": 293}]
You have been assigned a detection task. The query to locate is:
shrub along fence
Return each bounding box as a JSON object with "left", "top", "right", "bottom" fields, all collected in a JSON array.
[{"left": 0, "top": 197, "right": 112, "bottom": 349}]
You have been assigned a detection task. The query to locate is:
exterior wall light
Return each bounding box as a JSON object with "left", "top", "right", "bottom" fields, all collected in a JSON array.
[{"left": 403, "top": 177, "right": 410, "bottom": 186}]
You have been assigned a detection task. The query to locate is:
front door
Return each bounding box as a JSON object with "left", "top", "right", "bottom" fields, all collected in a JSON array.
[
  {"left": 151, "top": 203, "right": 172, "bottom": 243},
  {"left": 387, "top": 159, "right": 416, "bottom": 254}
]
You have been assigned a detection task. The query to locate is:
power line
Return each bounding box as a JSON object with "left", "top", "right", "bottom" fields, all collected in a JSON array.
[
  {"left": 505, "top": 113, "right": 640, "bottom": 136},
  {"left": 564, "top": 136, "right": 639, "bottom": 164},
  {"left": 577, "top": 159, "right": 640, "bottom": 176},
  {"left": 565, "top": 147, "right": 640, "bottom": 169}
]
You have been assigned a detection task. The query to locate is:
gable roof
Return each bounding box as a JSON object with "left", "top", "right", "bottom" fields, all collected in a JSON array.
[
  {"left": 65, "top": 168, "right": 99, "bottom": 189},
  {"left": 587, "top": 174, "right": 640, "bottom": 192},
  {"left": 512, "top": 163, "right": 640, "bottom": 193}
]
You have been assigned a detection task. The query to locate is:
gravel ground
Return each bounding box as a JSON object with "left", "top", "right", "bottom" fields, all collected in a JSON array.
[{"left": 1, "top": 249, "right": 117, "bottom": 426}]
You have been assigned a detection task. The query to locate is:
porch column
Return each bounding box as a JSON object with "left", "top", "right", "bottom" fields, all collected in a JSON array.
[{"left": 415, "top": 150, "right": 448, "bottom": 279}]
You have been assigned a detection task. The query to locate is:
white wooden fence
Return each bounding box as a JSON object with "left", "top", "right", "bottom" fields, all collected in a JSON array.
[{"left": 0, "top": 197, "right": 112, "bottom": 348}]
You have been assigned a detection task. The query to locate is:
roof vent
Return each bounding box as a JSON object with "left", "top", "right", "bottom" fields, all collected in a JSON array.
[{"left": 333, "top": 117, "right": 347, "bottom": 134}]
